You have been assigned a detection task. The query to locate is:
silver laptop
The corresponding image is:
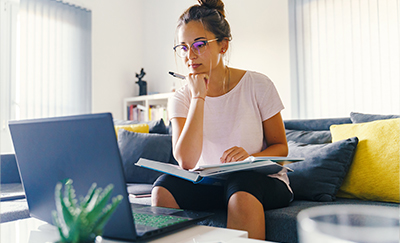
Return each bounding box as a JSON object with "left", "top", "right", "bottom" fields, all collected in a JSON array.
[{"left": 8, "top": 113, "right": 211, "bottom": 241}]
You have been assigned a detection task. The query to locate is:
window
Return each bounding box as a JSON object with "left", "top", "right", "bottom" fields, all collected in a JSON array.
[
  {"left": 1, "top": 0, "right": 19, "bottom": 153},
  {"left": 0, "top": 0, "right": 92, "bottom": 153},
  {"left": 290, "top": 0, "right": 400, "bottom": 118}
]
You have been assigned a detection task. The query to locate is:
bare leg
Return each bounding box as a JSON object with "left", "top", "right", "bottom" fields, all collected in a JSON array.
[
  {"left": 227, "top": 191, "right": 265, "bottom": 240},
  {"left": 151, "top": 186, "right": 180, "bottom": 209}
]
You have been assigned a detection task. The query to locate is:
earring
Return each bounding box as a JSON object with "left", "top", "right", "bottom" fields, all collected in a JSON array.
[{"left": 221, "top": 49, "right": 226, "bottom": 54}]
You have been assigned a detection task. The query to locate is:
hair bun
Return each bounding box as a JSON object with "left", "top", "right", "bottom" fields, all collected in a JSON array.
[{"left": 198, "top": 0, "right": 225, "bottom": 18}]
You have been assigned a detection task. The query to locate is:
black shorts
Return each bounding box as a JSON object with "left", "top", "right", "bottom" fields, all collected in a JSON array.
[{"left": 153, "top": 171, "right": 292, "bottom": 211}]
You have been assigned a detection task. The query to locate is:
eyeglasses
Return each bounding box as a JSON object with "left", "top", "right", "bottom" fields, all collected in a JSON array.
[{"left": 173, "top": 38, "right": 219, "bottom": 58}]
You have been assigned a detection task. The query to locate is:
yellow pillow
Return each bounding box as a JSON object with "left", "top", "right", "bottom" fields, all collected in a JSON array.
[
  {"left": 114, "top": 124, "right": 149, "bottom": 138},
  {"left": 330, "top": 118, "right": 400, "bottom": 203}
]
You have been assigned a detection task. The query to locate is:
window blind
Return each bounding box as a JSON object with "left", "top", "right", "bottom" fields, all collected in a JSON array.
[
  {"left": 17, "top": 0, "right": 92, "bottom": 119},
  {"left": 0, "top": 0, "right": 19, "bottom": 153},
  {"left": 291, "top": 0, "right": 400, "bottom": 118}
]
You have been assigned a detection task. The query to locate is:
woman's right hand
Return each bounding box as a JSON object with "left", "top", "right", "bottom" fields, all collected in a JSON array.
[{"left": 187, "top": 73, "right": 209, "bottom": 99}]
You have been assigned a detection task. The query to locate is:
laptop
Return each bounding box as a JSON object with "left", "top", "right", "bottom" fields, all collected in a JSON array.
[{"left": 8, "top": 113, "right": 212, "bottom": 241}]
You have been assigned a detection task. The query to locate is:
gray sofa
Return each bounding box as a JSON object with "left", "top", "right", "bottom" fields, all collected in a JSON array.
[
  {"left": 1, "top": 112, "right": 399, "bottom": 243},
  {"left": 0, "top": 154, "right": 30, "bottom": 222}
]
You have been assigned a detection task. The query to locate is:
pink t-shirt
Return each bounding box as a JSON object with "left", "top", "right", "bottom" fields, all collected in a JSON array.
[{"left": 169, "top": 71, "right": 292, "bottom": 191}]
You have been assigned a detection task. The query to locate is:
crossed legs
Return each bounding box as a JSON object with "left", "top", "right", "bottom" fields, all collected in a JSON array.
[
  {"left": 151, "top": 172, "right": 292, "bottom": 241},
  {"left": 152, "top": 186, "right": 266, "bottom": 240}
]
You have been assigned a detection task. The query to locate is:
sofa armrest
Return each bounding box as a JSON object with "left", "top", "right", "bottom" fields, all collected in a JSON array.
[{"left": 0, "top": 199, "right": 30, "bottom": 223}]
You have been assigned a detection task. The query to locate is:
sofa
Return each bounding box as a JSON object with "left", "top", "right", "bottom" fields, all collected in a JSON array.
[{"left": 1, "top": 112, "right": 399, "bottom": 243}]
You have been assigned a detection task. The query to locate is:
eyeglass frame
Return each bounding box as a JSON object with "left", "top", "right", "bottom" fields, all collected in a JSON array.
[{"left": 173, "top": 38, "right": 220, "bottom": 58}]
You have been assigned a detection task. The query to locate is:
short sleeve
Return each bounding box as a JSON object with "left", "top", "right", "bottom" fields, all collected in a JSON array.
[
  {"left": 168, "top": 85, "right": 191, "bottom": 119},
  {"left": 252, "top": 72, "right": 284, "bottom": 121}
]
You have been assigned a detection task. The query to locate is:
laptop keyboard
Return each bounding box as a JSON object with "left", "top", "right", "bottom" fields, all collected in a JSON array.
[{"left": 133, "top": 212, "right": 189, "bottom": 228}]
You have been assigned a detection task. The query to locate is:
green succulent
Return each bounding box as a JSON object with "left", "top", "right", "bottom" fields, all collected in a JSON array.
[{"left": 52, "top": 179, "right": 123, "bottom": 243}]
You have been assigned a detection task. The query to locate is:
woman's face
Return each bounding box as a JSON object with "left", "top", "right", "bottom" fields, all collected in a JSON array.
[{"left": 177, "top": 21, "right": 224, "bottom": 74}]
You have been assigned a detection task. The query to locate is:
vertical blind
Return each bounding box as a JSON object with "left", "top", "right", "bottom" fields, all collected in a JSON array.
[
  {"left": 0, "top": 0, "right": 19, "bottom": 153},
  {"left": 292, "top": 0, "right": 400, "bottom": 118},
  {"left": 17, "top": 0, "right": 92, "bottom": 119}
]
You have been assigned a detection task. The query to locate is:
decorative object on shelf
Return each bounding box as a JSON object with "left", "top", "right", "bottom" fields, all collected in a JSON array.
[
  {"left": 135, "top": 68, "right": 147, "bottom": 96},
  {"left": 52, "top": 179, "right": 123, "bottom": 243},
  {"left": 123, "top": 92, "right": 174, "bottom": 122}
]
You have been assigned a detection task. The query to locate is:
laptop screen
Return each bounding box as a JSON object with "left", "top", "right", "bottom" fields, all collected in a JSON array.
[{"left": 9, "top": 113, "right": 137, "bottom": 241}]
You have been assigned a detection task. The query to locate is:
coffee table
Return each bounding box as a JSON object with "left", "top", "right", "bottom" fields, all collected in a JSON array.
[{"left": 1, "top": 217, "right": 250, "bottom": 242}]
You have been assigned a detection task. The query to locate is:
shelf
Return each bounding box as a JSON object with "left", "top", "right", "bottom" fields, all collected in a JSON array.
[{"left": 123, "top": 92, "right": 174, "bottom": 122}]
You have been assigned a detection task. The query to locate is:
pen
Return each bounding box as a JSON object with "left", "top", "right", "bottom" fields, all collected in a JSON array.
[{"left": 169, "top": 71, "right": 186, "bottom": 80}]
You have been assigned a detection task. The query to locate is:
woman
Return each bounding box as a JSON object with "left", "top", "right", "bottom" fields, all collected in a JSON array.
[{"left": 151, "top": 0, "right": 292, "bottom": 239}]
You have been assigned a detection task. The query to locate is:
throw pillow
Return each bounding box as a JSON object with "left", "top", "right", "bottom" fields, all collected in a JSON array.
[
  {"left": 285, "top": 129, "right": 332, "bottom": 144},
  {"left": 117, "top": 129, "right": 177, "bottom": 183},
  {"left": 285, "top": 137, "right": 359, "bottom": 202},
  {"left": 330, "top": 118, "right": 400, "bottom": 203},
  {"left": 147, "top": 119, "right": 168, "bottom": 134},
  {"left": 350, "top": 112, "right": 400, "bottom": 123},
  {"left": 113, "top": 118, "right": 168, "bottom": 134},
  {"left": 114, "top": 123, "right": 149, "bottom": 138}
]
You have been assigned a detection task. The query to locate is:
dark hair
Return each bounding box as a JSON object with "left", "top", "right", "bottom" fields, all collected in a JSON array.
[{"left": 177, "top": 0, "right": 232, "bottom": 41}]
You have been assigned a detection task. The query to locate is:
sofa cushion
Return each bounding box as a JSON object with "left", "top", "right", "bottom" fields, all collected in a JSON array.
[
  {"left": 0, "top": 199, "right": 30, "bottom": 223},
  {"left": 0, "top": 183, "right": 25, "bottom": 201},
  {"left": 284, "top": 117, "right": 352, "bottom": 131},
  {"left": 350, "top": 112, "right": 400, "bottom": 123},
  {"left": 331, "top": 118, "right": 400, "bottom": 203},
  {"left": 117, "top": 129, "right": 178, "bottom": 184},
  {"left": 128, "top": 191, "right": 399, "bottom": 243},
  {"left": 285, "top": 129, "right": 332, "bottom": 144},
  {"left": 264, "top": 198, "right": 399, "bottom": 243},
  {"left": 285, "top": 137, "right": 358, "bottom": 202},
  {"left": 114, "top": 123, "right": 149, "bottom": 138},
  {"left": 126, "top": 183, "right": 153, "bottom": 198},
  {"left": 114, "top": 118, "right": 167, "bottom": 134}
]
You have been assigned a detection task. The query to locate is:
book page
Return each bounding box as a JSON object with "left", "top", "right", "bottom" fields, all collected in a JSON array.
[{"left": 191, "top": 156, "right": 303, "bottom": 172}]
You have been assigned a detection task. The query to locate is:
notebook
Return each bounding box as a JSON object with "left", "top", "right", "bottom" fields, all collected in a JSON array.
[{"left": 8, "top": 113, "right": 212, "bottom": 241}]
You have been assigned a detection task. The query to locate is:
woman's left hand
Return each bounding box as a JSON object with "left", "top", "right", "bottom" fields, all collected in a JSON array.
[{"left": 220, "top": 146, "right": 250, "bottom": 163}]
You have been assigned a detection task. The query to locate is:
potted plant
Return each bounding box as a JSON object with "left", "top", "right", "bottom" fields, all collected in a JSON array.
[{"left": 52, "top": 179, "right": 123, "bottom": 243}]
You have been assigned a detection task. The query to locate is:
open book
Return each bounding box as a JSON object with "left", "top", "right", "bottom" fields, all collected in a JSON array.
[{"left": 135, "top": 156, "right": 303, "bottom": 185}]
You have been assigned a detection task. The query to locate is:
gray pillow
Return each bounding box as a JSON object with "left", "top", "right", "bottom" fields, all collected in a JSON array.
[
  {"left": 285, "top": 129, "right": 332, "bottom": 144},
  {"left": 350, "top": 112, "right": 400, "bottom": 123},
  {"left": 118, "top": 129, "right": 177, "bottom": 183},
  {"left": 285, "top": 137, "right": 358, "bottom": 202}
]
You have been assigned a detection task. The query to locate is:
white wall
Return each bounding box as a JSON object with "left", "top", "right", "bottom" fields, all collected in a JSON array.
[
  {"left": 141, "top": 0, "right": 192, "bottom": 96},
  {"left": 224, "top": 0, "right": 292, "bottom": 119},
  {"left": 79, "top": 0, "right": 292, "bottom": 120},
  {"left": 67, "top": 0, "right": 146, "bottom": 119},
  {"left": 141, "top": 0, "right": 293, "bottom": 119},
  {"left": 89, "top": 0, "right": 145, "bottom": 119}
]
